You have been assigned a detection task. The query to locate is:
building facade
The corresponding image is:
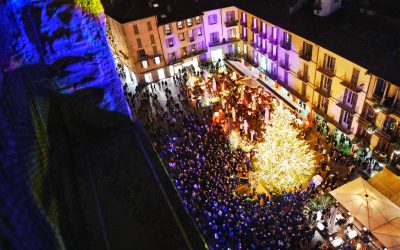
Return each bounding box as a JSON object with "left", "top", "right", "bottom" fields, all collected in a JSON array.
[{"left": 105, "top": 1, "right": 399, "bottom": 163}]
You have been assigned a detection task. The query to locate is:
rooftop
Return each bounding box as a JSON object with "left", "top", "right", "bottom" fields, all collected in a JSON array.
[{"left": 103, "top": 0, "right": 400, "bottom": 85}]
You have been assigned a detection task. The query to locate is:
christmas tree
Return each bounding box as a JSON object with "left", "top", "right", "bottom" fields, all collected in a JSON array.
[{"left": 254, "top": 102, "right": 315, "bottom": 192}]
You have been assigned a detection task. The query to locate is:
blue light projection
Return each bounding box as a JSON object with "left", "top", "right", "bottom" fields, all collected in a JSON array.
[{"left": 0, "top": 0, "right": 131, "bottom": 248}]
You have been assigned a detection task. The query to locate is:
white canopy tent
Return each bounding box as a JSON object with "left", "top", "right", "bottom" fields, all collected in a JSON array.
[{"left": 330, "top": 177, "right": 400, "bottom": 249}]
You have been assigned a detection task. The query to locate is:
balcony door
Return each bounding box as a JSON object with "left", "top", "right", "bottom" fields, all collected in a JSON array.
[
  {"left": 323, "top": 54, "right": 336, "bottom": 70},
  {"left": 318, "top": 96, "right": 329, "bottom": 113}
]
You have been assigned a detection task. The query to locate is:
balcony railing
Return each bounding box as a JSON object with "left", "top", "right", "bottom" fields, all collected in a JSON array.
[
  {"left": 317, "top": 66, "right": 336, "bottom": 77},
  {"left": 279, "top": 60, "right": 289, "bottom": 71},
  {"left": 340, "top": 80, "right": 363, "bottom": 93},
  {"left": 267, "top": 52, "right": 278, "bottom": 61},
  {"left": 280, "top": 41, "right": 291, "bottom": 50},
  {"left": 269, "top": 36, "right": 278, "bottom": 45},
  {"left": 299, "top": 50, "right": 312, "bottom": 61},
  {"left": 265, "top": 71, "right": 278, "bottom": 81},
  {"left": 375, "top": 128, "right": 398, "bottom": 143},
  {"left": 259, "top": 32, "right": 267, "bottom": 39},
  {"left": 259, "top": 47, "right": 267, "bottom": 54},
  {"left": 286, "top": 86, "right": 309, "bottom": 103},
  {"left": 182, "top": 49, "right": 207, "bottom": 59},
  {"left": 208, "top": 37, "right": 240, "bottom": 47},
  {"left": 297, "top": 72, "right": 309, "bottom": 83},
  {"left": 167, "top": 58, "right": 183, "bottom": 65},
  {"left": 225, "top": 19, "right": 239, "bottom": 27},
  {"left": 314, "top": 85, "right": 331, "bottom": 98},
  {"left": 337, "top": 102, "right": 356, "bottom": 115},
  {"left": 240, "top": 20, "right": 247, "bottom": 27},
  {"left": 250, "top": 41, "right": 259, "bottom": 49},
  {"left": 251, "top": 26, "right": 259, "bottom": 33},
  {"left": 240, "top": 35, "right": 248, "bottom": 42}
]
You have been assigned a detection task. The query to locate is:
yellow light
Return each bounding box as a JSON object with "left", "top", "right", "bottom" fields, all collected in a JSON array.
[{"left": 254, "top": 102, "right": 315, "bottom": 193}]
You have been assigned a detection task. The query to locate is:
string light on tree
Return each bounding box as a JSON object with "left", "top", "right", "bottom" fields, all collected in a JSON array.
[{"left": 254, "top": 102, "right": 315, "bottom": 193}]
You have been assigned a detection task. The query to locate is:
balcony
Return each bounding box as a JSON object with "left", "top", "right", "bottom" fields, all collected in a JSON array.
[
  {"left": 286, "top": 86, "right": 309, "bottom": 103},
  {"left": 259, "top": 32, "right": 267, "bottom": 39},
  {"left": 268, "top": 35, "right": 278, "bottom": 45},
  {"left": 250, "top": 40, "right": 258, "bottom": 49},
  {"left": 299, "top": 50, "right": 312, "bottom": 61},
  {"left": 313, "top": 107, "right": 352, "bottom": 134},
  {"left": 240, "top": 35, "right": 248, "bottom": 42},
  {"left": 337, "top": 102, "right": 356, "bottom": 115},
  {"left": 259, "top": 47, "right": 267, "bottom": 55},
  {"left": 314, "top": 85, "right": 331, "bottom": 98},
  {"left": 182, "top": 49, "right": 207, "bottom": 59},
  {"left": 251, "top": 26, "right": 259, "bottom": 33},
  {"left": 267, "top": 52, "right": 278, "bottom": 61},
  {"left": 265, "top": 71, "right": 278, "bottom": 81},
  {"left": 247, "top": 59, "right": 259, "bottom": 68},
  {"left": 340, "top": 80, "right": 363, "bottom": 93},
  {"left": 225, "top": 19, "right": 239, "bottom": 27},
  {"left": 279, "top": 60, "right": 289, "bottom": 71},
  {"left": 240, "top": 20, "right": 247, "bottom": 27},
  {"left": 375, "top": 127, "right": 398, "bottom": 143},
  {"left": 297, "top": 72, "right": 309, "bottom": 83},
  {"left": 208, "top": 37, "right": 240, "bottom": 47},
  {"left": 317, "top": 66, "right": 336, "bottom": 78},
  {"left": 280, "top": 41, "right": 291, "bottom": 50},
  {"left": 189, "top": 36, "right": 195, "bottom": 43},
  {"left": 167, "top": 57, "right": 183, "bottom": 65}
]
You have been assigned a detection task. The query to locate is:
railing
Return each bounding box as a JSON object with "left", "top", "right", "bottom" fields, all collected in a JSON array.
[
  {"left": 317, "top": 66, "right": 336, "bottom": 77},
  {"left": 265, "top": 70, "right": 278, "bottom": 81},
  {"left": 167, "top": 58, "right": 183, "bottom": 65},
  {"left": 269, "top": 35, "right": 278, "bottom": 45},
  {"left": 337, "top": 102, "right": 356, "bottom": 115},
  {"left": 259, "top": 47, "right": 267, "bottom": 54},
  {"left": 240, "top": 35, "right": 248, "bottom": 42},
  {"left": 314, "top": 84, "right": 331, "bottom": 97},
  {"left": 259, "top": 32, "right": 267, "bottom": 39},
  {"left": 297, "top": 72, "right": 309, "bottom": 83},
  {"left": 340, "top": 80, "right": 363, "bottom": 93},
  {"left": 267, "top": 52, "right": 278, "bottom": 61},
  {"left": 240, "top": 20, "right": 247, "bottom": 27},
  {"left": 225, "top": 19, "right": 239, "bottom": 27},
  {"left": 182, "top": 49, "right": 207, "bottom": 59},
  {"left": 299, "top": 50, "right": 312, "bottom": 61},
  {"left": 279, "top": 60, "right": 289, "bottom": 70},
  {"left": 208, "top": 37, "right": 240, "bottom": 47},
  {"left": 251, "top": 26, "right": 259, "bottom": 33}
]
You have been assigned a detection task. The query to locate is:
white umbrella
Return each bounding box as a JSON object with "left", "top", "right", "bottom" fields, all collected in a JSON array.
[{"left": 330, "top": 178, "right": 400, "bottom": 231}]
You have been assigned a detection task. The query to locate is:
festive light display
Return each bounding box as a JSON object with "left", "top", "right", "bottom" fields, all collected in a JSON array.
[{"left": 254, "top": 102, "right": 315, "bottom": 192}]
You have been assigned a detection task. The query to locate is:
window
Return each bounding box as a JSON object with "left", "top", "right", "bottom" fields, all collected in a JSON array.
[
  {"left": 154, "top": 56, "right": 161, "bottom": 65},
  {"left": 169, "top": 65, "right": 174, "bottom": 76},
  {"left": 272, "top": 27, "right": 277, "bottom": 39},
  {"left": 195, "top": 16, "right": 201, "bottom": 24},
  {"left": 226, "top": 10, "right": 235, "bottom": 21},
  {"left": 165, "top": 24, "right": 171, "bottom": 35},
  {"left": 208, "top": 14, "right": 218, "bottom": 25},
  {"left": 177, "top": 21, "right": 183, "bottom": 29},
  {"left": 319, "top": 96, "right": 329, "bottom": 112},
  {"left": 136, "top": 38, "right": 142, "bottom": 48},
  {"left": 252, "top": 17, "right": 257, "bottom": 29},
  {"left": 383, "top": 117, "right": 399, "bottom": 136},
  {"left": 133, "top": 24, "right": 139, "bottom": 34},
  {"left": 167, "top": 38, "right": 174, "bottom": 48},
  {"left": 179, "top": 33, "right": 185, "bottom": 41},
  {"left": 142, "top": 60, "right": 148, "bottom": 69},
  {"left": 150, "top": 34, "right": 155, "bottom": 44},
  {"left": 228, "top": 28, "right": 236, "bottom": 39},
  {"left": 152, "top": 46, "right": 158, "bottom": 55},
  {"left": 321, "top": 75, "right": 332, "bottom": 93},
  {"left": 210, "top": 32, "right": 219, "bottom": 43},
  {"left": 188, "top": 30, "right": 194, "bottom": 42},
  {"left": 197, "top": 28, "right": 202, "bottom": 36},
  {"left": 284, "top": 71, "right": 288, "bottom": 85},
  {"left": 186, "top": 18, "right": 192, "bottom": 27},
  {"left": 147, "top": 21, "right": 152, "bottom": 31},
  {"left": 323, "top": 54, "right": 336, "bottom": 70},
  {"left": 157, "top": 69, "right": 165, "bottom": 79},
  {"left": 144, "top": 73, "right": 152, "bottom": 83},
  {"left": 373, "top": 78, "right": 386, "bottom": 98},
  {"left": 283, "top": 32, "right": 291, "bottom": 45},
  {"left": 344, "top": 89, "right": 358, "bottom": 108},
  {"left": 302, "top": 42, "right": 313, "bottom": 60},
  {"left": 241, "top": 12, "right": 246, "bottom": 23},
  {"left": 137, "top": 49, "right": 146, "bottom": 58},
  {"left": 341, "top": 110, "right": 351, "bottom": 125},
  {"left": 351, "top": 68, "right": 360, "bottom": 84},
  {"left": 261, "top": 22, "right": 266, "bottom": 34}
]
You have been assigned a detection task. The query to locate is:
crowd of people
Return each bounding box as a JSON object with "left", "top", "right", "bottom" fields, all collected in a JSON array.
[{"left": 122, "top": 65, "right": 323, "bottom": 249}]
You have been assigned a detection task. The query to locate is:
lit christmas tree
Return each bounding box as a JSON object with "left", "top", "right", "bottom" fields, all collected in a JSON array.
[{"left": 254, "top": 102, "right": 315, "bottom": 192}]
